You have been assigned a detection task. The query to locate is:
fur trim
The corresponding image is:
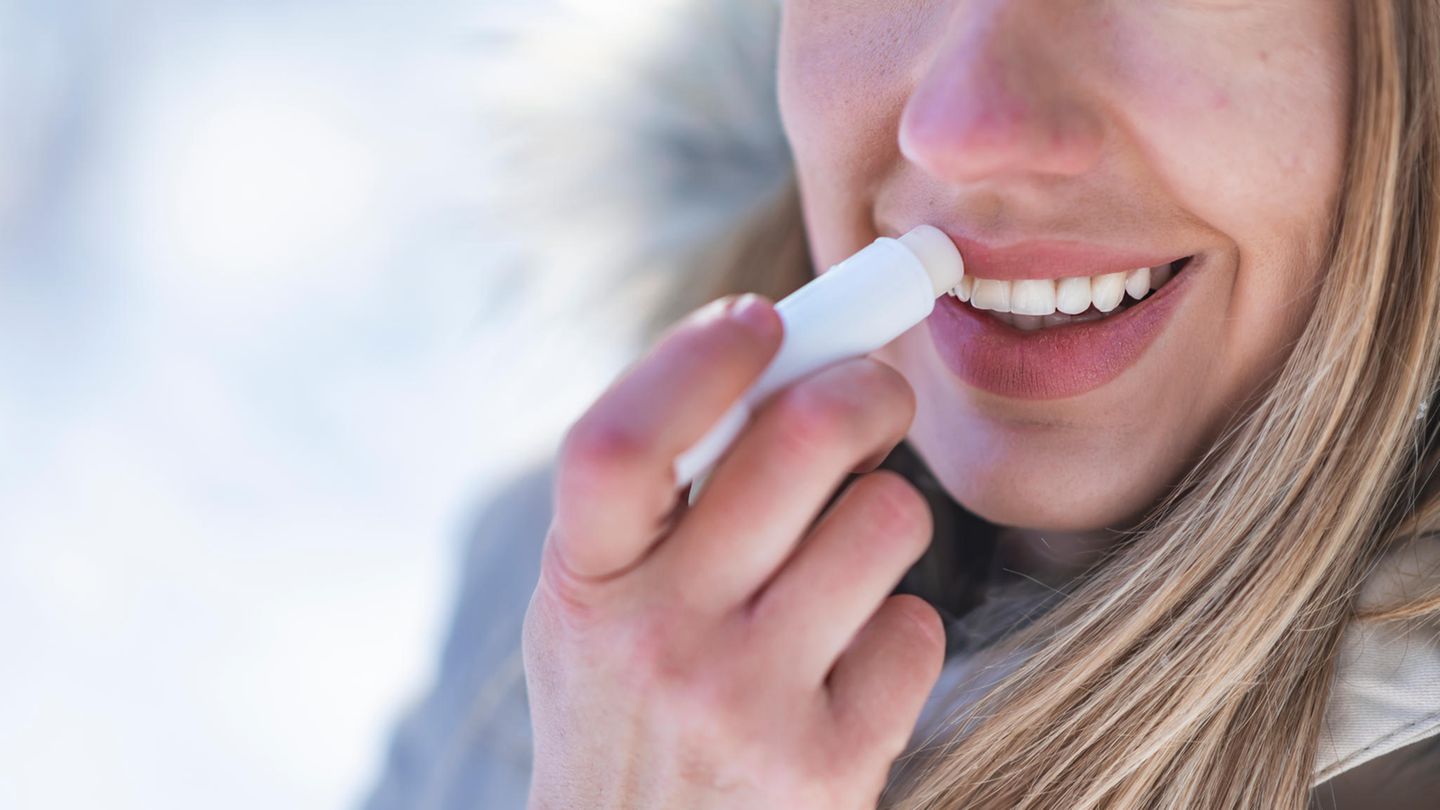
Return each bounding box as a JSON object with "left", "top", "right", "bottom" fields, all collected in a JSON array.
[{"left": 476, "top": 0, "right": 792, "bottom": 340}]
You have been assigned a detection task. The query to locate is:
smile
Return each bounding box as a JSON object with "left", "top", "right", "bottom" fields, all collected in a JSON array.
[
  {"left": 925, "top": 249, "right": 1204, "bottom": 401},
  {"left": 948, "top": 256, "right": 1195, "bottom": 331}
]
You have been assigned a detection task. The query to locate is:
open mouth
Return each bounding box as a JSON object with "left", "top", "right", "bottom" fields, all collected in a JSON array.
[{"left": 946, "top": 255, "right": 1195, "bottom": 331}]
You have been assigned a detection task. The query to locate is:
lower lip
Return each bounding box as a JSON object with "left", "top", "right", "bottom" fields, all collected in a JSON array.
[{"left": 925, "top": 257, "right": 1202, "bottom": 400}]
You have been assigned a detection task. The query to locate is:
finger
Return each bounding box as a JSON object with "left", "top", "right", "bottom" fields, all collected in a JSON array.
[
  {"left": 750, "top": 470, "right": 933, "bottom": 684},
  {"left": 655, "top": 356, "right": 916, "bottom": 610},
  {"left": 550, "top": 294, "right": 781, "bottom": 582},
  {"left": 826, "top": 594, "right": 946, "bottom": 761}
]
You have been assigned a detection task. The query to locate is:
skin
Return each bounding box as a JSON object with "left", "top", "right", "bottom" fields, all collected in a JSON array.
[{"left": 525, "top": 1, "right": 1352, "bottom": 805}]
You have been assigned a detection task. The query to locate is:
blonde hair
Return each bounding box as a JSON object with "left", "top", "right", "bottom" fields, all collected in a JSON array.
[{"left": 693, "top": 0, "right": 1440, "bottom": 806}]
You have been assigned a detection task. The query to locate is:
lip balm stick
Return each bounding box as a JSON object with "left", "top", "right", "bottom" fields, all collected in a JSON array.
[{"left": 673, "top": 225, "right": 964, "bottom": 496}]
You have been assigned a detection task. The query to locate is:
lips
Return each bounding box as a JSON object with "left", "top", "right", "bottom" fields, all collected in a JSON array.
[{"left": 924, "top": 252, "right": 1202, "bottom": 400}]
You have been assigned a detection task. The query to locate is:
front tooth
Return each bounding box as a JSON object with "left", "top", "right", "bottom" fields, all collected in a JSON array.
[
  {"left": 1124, "top": 267, "right": 1151, "bottom": 300},
  {"left": 1010, "top": 279, "right": 1057, "bottom": 315},
  {"left": 1042, "top": 313, "right": 1071, "bottom": 328},
  {"left": 1091, "top": 271, "right": 1127, "bottom": 312},
  {"left": 1150, "top": 264, "right": 1173, "bottom": 290},
  {"left": 1055, "top": 276, "right": 1092, "bottom": 315},
  {"left": 956, "top": 275, "right": 974, "bottom": 302},
  {"left": 970, "top": 279, "right": 1012, "bottom": 312},
  {"left": 1011, "top": 314, "right": 1045, "bottom": 331}
]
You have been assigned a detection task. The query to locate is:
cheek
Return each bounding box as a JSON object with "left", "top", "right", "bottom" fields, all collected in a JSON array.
[
  {"left": 1111, "top": 12, "right": 1349, "bottom": 276},
  {"left": 779, "top": 5, "right": 936, "bottom": 199},
  {"left": 1110, "top": 14, "right": 1348, "bottom": 390},
  {"left": 1128, "top": 69, "right": 1345, "bottom": 250}
]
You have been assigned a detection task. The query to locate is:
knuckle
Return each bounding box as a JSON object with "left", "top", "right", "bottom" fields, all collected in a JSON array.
[
  {"left": 662, "top": 673, "right": 755, "bottom": 750},
  {"left": 628, "top": 623, "right": 754, "bottom": 733},
  {"left": 625, "top": 610, "right": 702, "bottom": 692},
  {"left": 767, "top": 360, "right": 917, "bottom": 462},
  {"left": 673, "top": 669, "right": 748, "bottom": 726},
  {"left": 534, "top": 533, "right": 604, "bottom": 623},
  {"left": 556, "top": 417, "right": 650, "bottom": 505},
  {"left": 560, "top": 417, "right": 649, "bottom": 476},
  {"left": 768, "top": 376, "right": 865, "bottom": 458},
  {"left": 888, "top": 594, "right": 946, "bottom": 651},
  {"left": 859, "top": 358, "right": 917, "bottom": 422},
  {"left": 627, "top": 612, "right": 677, "bottom": 670},
  {"left": 856, "top": 471, "right": 933, "bottom": 550}
]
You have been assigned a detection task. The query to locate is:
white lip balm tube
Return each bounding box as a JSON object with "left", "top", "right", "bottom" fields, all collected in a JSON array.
[{"left": 673, "top": 224, "right": 964, "bottom": 492}]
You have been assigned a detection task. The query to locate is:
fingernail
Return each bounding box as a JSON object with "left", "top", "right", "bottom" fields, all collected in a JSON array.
[{"left": 728, "top": 293, "right": 775, "bottom": 335}]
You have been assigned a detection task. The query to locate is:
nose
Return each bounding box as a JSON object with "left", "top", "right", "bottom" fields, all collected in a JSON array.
[{"left": 899, "top": 2, "right": 1105, "bottom": 184}]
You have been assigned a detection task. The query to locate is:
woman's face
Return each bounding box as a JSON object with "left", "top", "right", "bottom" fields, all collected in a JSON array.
[{"left": 778, "top": 1, "right": 1351, "bottom": 532}]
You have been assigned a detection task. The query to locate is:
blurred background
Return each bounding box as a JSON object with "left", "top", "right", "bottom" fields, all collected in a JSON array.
[{"left": 0, "top": 0, "right": 788, "bottom": 808}]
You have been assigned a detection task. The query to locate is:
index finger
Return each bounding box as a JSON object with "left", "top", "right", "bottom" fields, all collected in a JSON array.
[{"left": 548, "top": 293, "right": 782, "bottom": 584}]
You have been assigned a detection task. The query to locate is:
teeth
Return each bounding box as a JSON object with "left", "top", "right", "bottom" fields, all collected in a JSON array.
[
  {"left": 1091, "top": 271, "right": 1127, "bottom": 313},
  {"left": 1124, "top": 267, "right": 1151, "bottom": 300},
  {"left": 955, "top": 275, "right": 974, "bottom": 302},
  {"left": 1010, "top": 279, "right": 1057, "bottom": 316},
  {"left": 950, "top": 257, "right": 1189, "bottom": 330},
  {"left": 971, "top": 279, "right": 1012, "bottom": 312},
  {"left": 1055, "top": 276, "right": 1092, "bottom": 315}
]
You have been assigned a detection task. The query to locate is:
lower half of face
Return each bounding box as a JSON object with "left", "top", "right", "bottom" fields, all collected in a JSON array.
[
  {"left": 778, "top": 0, "right": 1350, "bottom": 532},
  {"left": 879, "top": 251, "right": 1306, "bottom": 531}
]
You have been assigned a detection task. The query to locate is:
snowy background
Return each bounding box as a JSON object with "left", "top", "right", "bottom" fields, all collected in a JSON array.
[{"left": 0, "top": 1, "right": 647, "bottom": 808}]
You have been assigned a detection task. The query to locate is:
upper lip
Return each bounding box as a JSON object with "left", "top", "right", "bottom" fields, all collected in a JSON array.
[{"left": 894, "top": 225, "right": 1192, "bottom": 282}]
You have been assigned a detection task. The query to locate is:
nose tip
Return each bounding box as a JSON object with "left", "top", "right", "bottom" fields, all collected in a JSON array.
[{"left": 898, "top": 29, "right": 1104, "bottom": 183}]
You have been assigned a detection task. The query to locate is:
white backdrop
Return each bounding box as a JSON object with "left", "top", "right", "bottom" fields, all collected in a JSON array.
[{"left": 0, "top": 1, "right": 635, "bottom": 808}]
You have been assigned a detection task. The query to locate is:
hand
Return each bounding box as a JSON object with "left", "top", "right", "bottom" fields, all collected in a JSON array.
[{"left": 524, "top": 294, "right": 946, "bottom": 809}]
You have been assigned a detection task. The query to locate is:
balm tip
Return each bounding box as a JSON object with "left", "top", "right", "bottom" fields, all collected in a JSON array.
[{"left": 898, "top": 225, "right": 964, "bottom": 297}]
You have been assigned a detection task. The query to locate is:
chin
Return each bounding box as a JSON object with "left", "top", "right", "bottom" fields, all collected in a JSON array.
[{"left": 905, "top": 405, "right": 1164, "bottom": 533}]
